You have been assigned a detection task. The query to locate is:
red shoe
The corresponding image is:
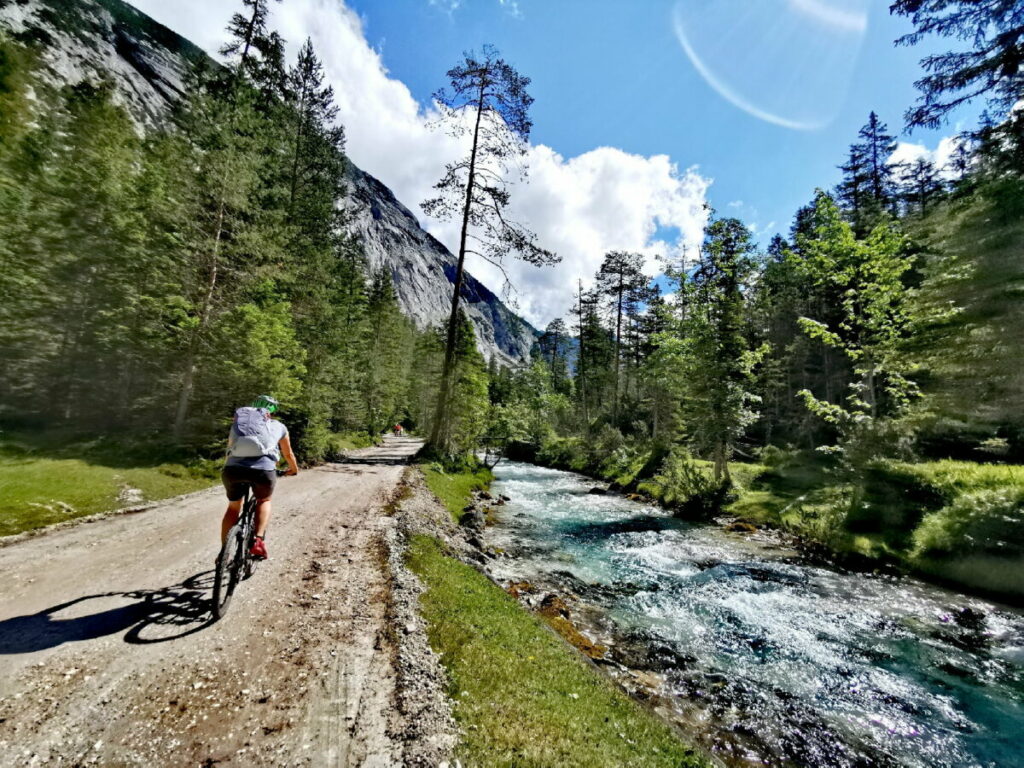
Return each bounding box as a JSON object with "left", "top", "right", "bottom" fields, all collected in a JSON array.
[{"left": 250, "top": 536, "right": 268, "bottom": 560}]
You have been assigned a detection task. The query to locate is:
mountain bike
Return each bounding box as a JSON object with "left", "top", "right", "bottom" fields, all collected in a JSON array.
[{"left": 212, "top": 472, "right": 282, "bottom": 620}]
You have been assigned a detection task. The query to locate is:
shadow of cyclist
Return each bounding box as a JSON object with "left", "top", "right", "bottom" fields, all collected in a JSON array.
[{"left": 0, "top": 571, "right": 217, "bottom": 654}]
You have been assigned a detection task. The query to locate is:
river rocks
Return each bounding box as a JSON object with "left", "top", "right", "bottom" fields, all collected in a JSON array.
[
  {"left": 588, "top": 487, "right": 608, "bottom": 495},
  {"left": 542, "top": 612, "right": 607, "bottom": 660},
  {"left": 459, "top": 510, "right": 485, "bottom": 532},
  {"left": 499, "top": 494, "right": 511, "bottom": 502},
  {"left": 628, "top": 669, "right": 665, "bottom": 693},
  {"left": 477, "top": 490, "right": 493, "bottom": 501},
  {"left": 538, "top": 594, "right": 571, "bottom": 620},
  {"left": 725, "top": 520, "right": 758, "bottom": 534},
  {"left": 625, "top": 493, "right": 646, "bottom": 502},
  {"left": 505, "top": 581, "right": 534, "bottom": 599}
]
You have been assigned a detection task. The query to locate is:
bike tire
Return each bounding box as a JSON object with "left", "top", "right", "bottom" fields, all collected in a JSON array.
[
  {"left": 242, "top": 496, "right": 257, "bottom": 581},
  {"left": 212, "top": 523, "right": 243, "bottom": 620}
]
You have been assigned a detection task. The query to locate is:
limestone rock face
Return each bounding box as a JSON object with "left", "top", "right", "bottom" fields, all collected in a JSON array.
[
  {"left": 344, "top": 164, "right": 537, "bottom": 365},
  {"left": 0, "top": 0, "right": 537, "bottom": 364}
]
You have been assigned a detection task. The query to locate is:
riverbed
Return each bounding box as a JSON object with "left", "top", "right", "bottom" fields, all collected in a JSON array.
[{"left": 485, "top": 461, "right": 1024, "bottom": 768}]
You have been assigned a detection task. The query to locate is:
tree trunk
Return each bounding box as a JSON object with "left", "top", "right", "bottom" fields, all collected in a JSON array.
[
  {"left": 173, "top": 201, "right": 226, "bottom": 441},
  {"left": 612, "top": 273, "right": 623, "bottom": 423},
  {"left": 577, "top": 279, "right": 589, "bottom": 428},
  {"left": 429, "top": 81, "right": 486, "bottom": 454}
]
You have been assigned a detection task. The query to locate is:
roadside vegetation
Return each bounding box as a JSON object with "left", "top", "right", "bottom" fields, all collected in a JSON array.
[
  {"left": 421, "top": 461, "right": 494, "bottom": 523},
  {"left": 0, "top": 431, "right": 219, "bottom": 536},
  {"left": 407, "top": 531, "right": 707, "bottom": 768},
  {"left": 0, "top": 427, "right": 376, "bottom": 536}
]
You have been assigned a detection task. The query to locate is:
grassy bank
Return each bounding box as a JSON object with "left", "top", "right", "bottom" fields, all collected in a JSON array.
[
  {"left": 0, "top": 432, "right": 220, "bottom": 537},
  {"left": 0, "top": 428, "right": 375, "bottom": 537},
  {"left": 421, "top": 461, "right": 494, "bottom": 523},
  {"left": 528, "top": 435, "right": 1024, "bottom": 601},
  {"left": 406, "top": 533, "right": 707, "bottom": 767}
]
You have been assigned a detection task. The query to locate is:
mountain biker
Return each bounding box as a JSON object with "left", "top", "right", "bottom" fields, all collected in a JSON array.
[{"left": 221, "top": 395, "right": 298, "bottom": 560}]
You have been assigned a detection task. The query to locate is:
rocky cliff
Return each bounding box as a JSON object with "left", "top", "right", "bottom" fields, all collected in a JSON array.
[{"left": 0, "top": 0, "right": 537, "bottom": 364}]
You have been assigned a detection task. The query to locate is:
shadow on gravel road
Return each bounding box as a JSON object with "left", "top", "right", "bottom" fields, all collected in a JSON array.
[
  {"left": 0, "top": 571, "right": 216, "bottom": 653},
  {"left": 341, "top": 454, "right": 415, "bottom": 466}
]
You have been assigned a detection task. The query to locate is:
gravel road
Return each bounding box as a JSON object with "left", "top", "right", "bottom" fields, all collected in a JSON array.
[{"left": 0, "top": 437, "right": 424, "bottom": 767}]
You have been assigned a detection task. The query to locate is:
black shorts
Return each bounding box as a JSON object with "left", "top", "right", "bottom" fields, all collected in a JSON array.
[{"left": 221, "top": 466, "right": 277, "bottom": 502}]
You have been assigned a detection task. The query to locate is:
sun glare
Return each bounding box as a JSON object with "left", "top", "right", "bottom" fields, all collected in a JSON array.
[{"left": 673, "top": 0, "right": 870, "bottom": 130}]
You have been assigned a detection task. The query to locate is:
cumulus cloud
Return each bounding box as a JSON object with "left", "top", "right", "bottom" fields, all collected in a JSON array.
[
  {"left": 890, "top": 135, "right": 964, "bottom": 178},
  {"left": 131, "top": 0, "right": 710, "bottom": 327}
]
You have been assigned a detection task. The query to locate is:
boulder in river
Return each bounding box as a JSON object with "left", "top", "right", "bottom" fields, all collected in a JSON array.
[{"left": 588, "top": 487, "right": 608, "bottom": 495}]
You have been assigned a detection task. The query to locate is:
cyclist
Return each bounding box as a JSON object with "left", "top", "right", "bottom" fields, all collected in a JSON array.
[{"left": 221, "top": 395, "right": 298, "bottom": 560}]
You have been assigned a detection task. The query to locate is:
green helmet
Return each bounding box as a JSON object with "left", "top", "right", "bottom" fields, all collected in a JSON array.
[{"left": 251, "top": 394, "right": 279, "bottom": 413}]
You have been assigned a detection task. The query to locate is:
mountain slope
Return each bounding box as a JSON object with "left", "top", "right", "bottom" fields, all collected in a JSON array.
[{"left": 0, "top": 0, "right": 536, "bottom": 364}]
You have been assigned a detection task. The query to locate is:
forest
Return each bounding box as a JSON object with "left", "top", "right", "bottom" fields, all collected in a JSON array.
[
  {"left": 0, "top": 1, "right": 489, "bottom": 465},
  {"left": 0, "top": 0, "right": 1022, "bottom": 596}
]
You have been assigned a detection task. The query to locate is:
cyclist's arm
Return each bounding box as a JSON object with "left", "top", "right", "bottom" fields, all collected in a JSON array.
[{"left": 279, "top": 433, "right": 299, "bottom": 476}]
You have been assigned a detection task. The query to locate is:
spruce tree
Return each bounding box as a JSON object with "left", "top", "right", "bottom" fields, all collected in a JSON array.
[
  {"left": 682, "top": 217, "right": 762, "bottom": 481},
  {"left": 837, "top": 112, "right": 898, "bottom": 234},
  {"left": 595, "top": 251, "right": 651, "bottom": 424},
  {"left": 892, "top": 0, "right": 1024, "bottom": 129}
]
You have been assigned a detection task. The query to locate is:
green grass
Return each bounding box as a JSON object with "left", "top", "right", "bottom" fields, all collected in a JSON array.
[
  {"left": 421, "top": 462, "right": 494, "bottom": 522},
  {"left": 406, "top": 534, "right": 708, "bottom": 768},
  {"left": 328, "top": 431, "right": 377, "bottom": 453},
  {"left": 0, "top": 433, "right": 219, "bottom": 537}
]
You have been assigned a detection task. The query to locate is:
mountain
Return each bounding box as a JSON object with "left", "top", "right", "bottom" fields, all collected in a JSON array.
[{"left": 0, "top": 0, "right": 537, "bottom": 365}]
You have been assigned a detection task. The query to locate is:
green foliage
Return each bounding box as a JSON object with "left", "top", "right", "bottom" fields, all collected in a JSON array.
[
  {"left": 421, "top": 461, "right": 493, "bottom": 523},
  {"left": 0, "top": 432, "right": 219, "bottom": 536},
  {"left": 406, "top": 533, "right": 708, "bottom": 768},
  {"left": 0, "top": 27, "right": 426, "bottom": 466},
  {"left": 911, "top": 488, "right": 1024, "bottom": 560},
  {"left": 792, "top": 191, "right": 919, "bottom": 462},
  {"left": 638, "top": 448, "right": 733, "bottom": 519}
]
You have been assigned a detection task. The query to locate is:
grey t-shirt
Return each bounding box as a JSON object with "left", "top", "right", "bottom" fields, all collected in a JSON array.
[{"left": 225, "top": 419, "right": 288, "bottom": 471}]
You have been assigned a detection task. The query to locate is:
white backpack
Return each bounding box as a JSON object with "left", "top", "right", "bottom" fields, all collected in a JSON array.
[{"left": 230, "top": 407, "right": 276, "bottom": 458}]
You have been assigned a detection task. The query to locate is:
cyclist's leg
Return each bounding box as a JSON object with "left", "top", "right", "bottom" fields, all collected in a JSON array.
[
  {"left": 251, "top": 470, "right": 277, "bottom": 539},
  {"left": 220, "top": 467, "right": 248, "bottom": 543}
]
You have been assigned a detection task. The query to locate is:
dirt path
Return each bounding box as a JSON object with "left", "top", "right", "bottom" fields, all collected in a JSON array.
[{"left": 0, "top": 437, "right": 424, "bottom": 767}]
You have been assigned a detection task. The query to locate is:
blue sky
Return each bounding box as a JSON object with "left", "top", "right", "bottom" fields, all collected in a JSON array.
[
  {"left": 135, "top": 0, "right": 980, "bottom": 327},
  {"left": 346, "top": 0, "right": 974, "bottom": 239}
]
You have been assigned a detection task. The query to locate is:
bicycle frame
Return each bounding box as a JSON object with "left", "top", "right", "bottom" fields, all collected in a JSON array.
[{"left": 212, "top": 484, "right": 260, "bottom": 620}]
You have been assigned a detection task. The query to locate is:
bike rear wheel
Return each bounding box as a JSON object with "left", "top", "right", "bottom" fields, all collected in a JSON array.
[{"left": 212, "top": 523, "right": 243, "bottom": 620}]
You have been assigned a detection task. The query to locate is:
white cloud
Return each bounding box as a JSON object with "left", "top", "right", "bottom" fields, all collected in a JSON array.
[
  {"left": 130, "top": 0, "right": 710, "bottom": 328},
  {"left": 890, "top": 135, "right": 963, "bottom": 177}
]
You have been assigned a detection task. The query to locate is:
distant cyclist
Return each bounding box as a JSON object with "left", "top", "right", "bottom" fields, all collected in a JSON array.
[
  {"left": 393, "top": 423, "right": 404, "bottom": 437},
  {"left": 221, "top": 395, "right": 298, "bottom": 560}
]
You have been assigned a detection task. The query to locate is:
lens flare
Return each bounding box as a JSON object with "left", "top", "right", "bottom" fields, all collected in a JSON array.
[{"left": 673, "top": 0, "right": 869, "bottom": 130}]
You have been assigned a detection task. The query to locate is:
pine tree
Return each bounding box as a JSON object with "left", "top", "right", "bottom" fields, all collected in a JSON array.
[
  {"left": 538, "top": 318, "right": 573, "bottom": 396},
  {"left": 794, "top": 192, "right": 917, "bottom": 458},
  {"left": 892, "top": 0, "right": 1024, "bottom": 129},
  {"left": 595, "top": 251, "right": 651, "bottom": 424},
  {"left": 837, "top": 112, "right": 898, "bottom": 233},
  {"left": 420, "top": 45, "right": 557, "bottom": 457},
  {"left": 897, "top": 156, "right": 944, "bottom": 216},
  {"left": 682, "top": 217, "right": 763, "bottom": 481}
]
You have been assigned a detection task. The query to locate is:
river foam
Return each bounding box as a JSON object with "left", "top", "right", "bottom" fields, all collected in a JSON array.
[{"left": 487, "top": 461, "right": 1024, "bottom": 768}]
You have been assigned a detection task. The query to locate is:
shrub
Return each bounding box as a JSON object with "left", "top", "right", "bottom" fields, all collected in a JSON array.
[
  {"left": 911, "top": 488, "right": 1024, "bottom": 560},
  {"left": 640, "top": 448, "right": 733, "bottom": 519}
]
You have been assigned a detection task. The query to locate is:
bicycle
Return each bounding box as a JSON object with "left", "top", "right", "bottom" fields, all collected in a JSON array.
[{"left": 212, "top": 471, "right": 283, "bottom": 620}]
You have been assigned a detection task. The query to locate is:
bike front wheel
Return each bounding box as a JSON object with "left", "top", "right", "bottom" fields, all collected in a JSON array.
[{"left": 212, "top": 524, "right": 243, "bottom": 620}]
